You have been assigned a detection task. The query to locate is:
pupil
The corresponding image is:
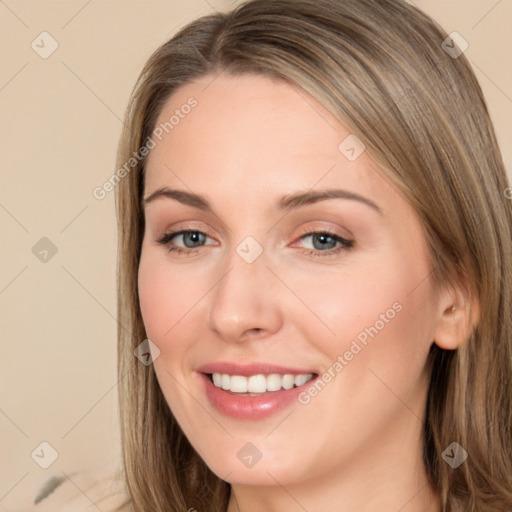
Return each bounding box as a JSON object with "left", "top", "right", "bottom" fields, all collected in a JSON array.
[
  {"left": 184, "top": 232, "right": 204, "bottom": 247},
  {"left": 313, "top": 234, "right": 336, "bottom": 250}
]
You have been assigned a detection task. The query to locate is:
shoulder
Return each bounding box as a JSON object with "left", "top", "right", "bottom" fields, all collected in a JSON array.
[{"left": 22, "top": 462, "right": 131, "bottom": 512}]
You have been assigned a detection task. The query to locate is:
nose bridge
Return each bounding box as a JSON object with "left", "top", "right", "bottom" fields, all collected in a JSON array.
[{"left": 207, "top": 242, "right": 282, "bottom": 341}]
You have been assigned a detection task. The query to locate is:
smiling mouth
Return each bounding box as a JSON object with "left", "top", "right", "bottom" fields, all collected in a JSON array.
[{"left": 206, "top": 372, "right": 317, "bottom": 395}]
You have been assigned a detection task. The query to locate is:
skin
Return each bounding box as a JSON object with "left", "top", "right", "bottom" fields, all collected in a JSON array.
[{"left": 138, "top": 73, "right": 474, "bottom": 512}]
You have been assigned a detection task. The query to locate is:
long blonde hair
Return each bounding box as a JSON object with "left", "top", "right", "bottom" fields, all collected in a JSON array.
[{"left": 114, "top": 1, "right": 512, "bottom": 510}]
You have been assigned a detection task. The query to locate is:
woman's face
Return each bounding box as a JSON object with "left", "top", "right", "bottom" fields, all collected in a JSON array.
[{"left": 138, "top": 73, "right": 442, "bottom": 489}]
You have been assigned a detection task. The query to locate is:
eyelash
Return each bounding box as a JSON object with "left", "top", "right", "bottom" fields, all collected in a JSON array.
[{"left": 155, "top": 229, "right": 354, "bottom": 257}]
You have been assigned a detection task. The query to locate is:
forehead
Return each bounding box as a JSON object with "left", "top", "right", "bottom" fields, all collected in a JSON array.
[
  {"left": 143, "top": 73, "right": 405, "bottom": 218},
  {"left": 149, "top": 73, "right": 344, "bottom": 160}
]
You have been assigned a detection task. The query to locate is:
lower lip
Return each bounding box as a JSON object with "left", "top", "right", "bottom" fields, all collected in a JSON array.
[{"left": 199, "top": 373, "right": 316, "bottom": 420}]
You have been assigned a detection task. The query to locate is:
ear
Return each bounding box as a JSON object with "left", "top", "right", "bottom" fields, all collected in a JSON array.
[{"left": 432, "top": 279, "right": 480, "bottom": 350}]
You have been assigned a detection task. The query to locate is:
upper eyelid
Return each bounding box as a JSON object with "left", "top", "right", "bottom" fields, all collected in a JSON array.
[
  {"left": 155, "top": 217, "right": 352, "bottom": 236},
  {"left": 158, "top": 228, "right": 352, "bottom": 246}
]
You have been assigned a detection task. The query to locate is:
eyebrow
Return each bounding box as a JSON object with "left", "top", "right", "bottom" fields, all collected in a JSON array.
[{"left": 142, "top": 187, "right": 383, "bottom": 215}]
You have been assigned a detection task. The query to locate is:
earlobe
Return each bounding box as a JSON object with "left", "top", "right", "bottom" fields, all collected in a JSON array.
[{"left": 432, "top": 284, "right": 480, "bottom": 351}]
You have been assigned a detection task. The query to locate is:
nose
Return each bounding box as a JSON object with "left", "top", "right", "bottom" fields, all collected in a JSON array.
[{"left": 207, "top": 250, "right": 283, "bottom": 343}]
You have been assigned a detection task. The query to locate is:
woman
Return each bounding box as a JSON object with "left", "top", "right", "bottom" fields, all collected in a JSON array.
[{"left": 31, "top": 0, "right": 512, "bottom": 510}]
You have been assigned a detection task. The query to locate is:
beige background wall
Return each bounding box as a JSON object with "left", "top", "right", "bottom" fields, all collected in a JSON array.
[{"left": 1, "top": 0, "right": 511, "bottom": 508}]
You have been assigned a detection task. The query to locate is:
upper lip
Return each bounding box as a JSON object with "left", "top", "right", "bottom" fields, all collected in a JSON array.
[{"left": 197, "top": 361, "right": 318, "bottom": 376}]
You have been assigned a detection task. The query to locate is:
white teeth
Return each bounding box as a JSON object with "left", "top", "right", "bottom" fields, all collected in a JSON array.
[
  {"left": 294, "top": 374, "right": 311, "bottom": 387},
  {"left": 282, "top": 374, "right": 295, "bottom": 389},
  {"left": 229, "top": 375, "right": 248, "bottom": 393},
  {"left": 212, "top": 373, "right": 222, "bottom": 387},
  {"left": 210, "top": 372, "right": 315, "bottom": 393},
  {"left": 247, "top": 374, "right": 266, "bottom": 393},
  {"left": 266, "top": 374, "right": 282, "bottom": 392}
]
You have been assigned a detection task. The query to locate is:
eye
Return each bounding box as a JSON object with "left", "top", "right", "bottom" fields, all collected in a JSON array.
[
  {"left": 294, "top": 230, "right": 354, "bottom": 257},
  {"left": 155, "top": 230, "right": 214, "bottom": 254},
  {"left": 155, "top": 228, "right": 354, "bottom": 257}
]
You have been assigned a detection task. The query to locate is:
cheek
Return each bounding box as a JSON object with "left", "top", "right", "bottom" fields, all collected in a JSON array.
[
  {"left": 138, "top": 260, "right": 170, "bottom": 340},
  {"left": 281, "top": 255, "right": 435, "bottom": 452},
  {"left": 137, "top": 249, "right": 207, "bottom": 342},
  {"left": 137, "top": 252, "right": 204, "bottom": 416},
  {"left": 285, "top": 252, "right": 435, "bottom": 369}
]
